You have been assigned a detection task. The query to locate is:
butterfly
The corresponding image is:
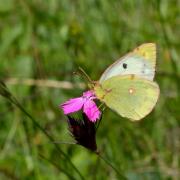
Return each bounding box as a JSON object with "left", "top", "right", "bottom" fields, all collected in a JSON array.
[{"left": 93, "top": 43, "right": 160, "bottom": 121}]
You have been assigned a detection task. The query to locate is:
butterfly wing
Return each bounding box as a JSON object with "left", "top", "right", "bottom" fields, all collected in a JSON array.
[
  {"left": 133, "top": 43, "right": 156, "bottom": 68},
  {"left": 95, "top": 75, "right": 160, "bottom": 121},
  {"left": 99, "top": 43, "right": 156, "bottom": 83}
]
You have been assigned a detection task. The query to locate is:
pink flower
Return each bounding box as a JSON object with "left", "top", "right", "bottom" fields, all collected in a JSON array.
[{"left": 60, "top": 90, "right": 101, "bottom": 122}]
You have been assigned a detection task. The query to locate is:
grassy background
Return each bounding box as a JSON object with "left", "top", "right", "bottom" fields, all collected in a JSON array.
[{"left": 0, "top": 0, "right": 179, "bottom": 179}]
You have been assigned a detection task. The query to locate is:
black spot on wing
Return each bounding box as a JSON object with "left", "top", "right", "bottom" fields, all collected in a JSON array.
[{"left": 123, "top": 63, "right": 127, "bottom": 69}]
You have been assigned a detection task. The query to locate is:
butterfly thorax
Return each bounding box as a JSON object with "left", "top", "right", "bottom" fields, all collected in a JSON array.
[{"left": 94, "top": 83, "right": 112, "bottom": 100}]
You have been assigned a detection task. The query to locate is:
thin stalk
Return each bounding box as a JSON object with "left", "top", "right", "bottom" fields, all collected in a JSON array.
[
  {"left": 78, "top": 67, "right": 93, "bottom": 84},
  {"left": 51, "top": 141, "right": 76, "bottom": 145},
  {"left": 96, "top": 105, "right": 105, "bottom": 132},
  {"left": 0, "top": 83, "right": 85, "bottom": 180},
  {"left": 97, "top": 153, "right": 127, "bottom": 180},
  {"left": 39, "top": 154, "right": 76, "bottom": 180},
  {"left": 12, "top": 99, "right": 84, "bottom": 180}
]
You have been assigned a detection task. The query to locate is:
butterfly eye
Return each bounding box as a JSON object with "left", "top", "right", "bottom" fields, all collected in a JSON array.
[{"left": 123, "top": 63, "right": 127, "bottom": 69}]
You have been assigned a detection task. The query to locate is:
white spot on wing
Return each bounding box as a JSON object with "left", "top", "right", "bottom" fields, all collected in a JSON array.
[{"left": 129, "top": 88, "right": 134, "bottom": 94}]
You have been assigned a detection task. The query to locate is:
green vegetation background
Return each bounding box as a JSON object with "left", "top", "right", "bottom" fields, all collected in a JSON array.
[{"left": 0, "top": 0, "right": 179, "bottom": 179}]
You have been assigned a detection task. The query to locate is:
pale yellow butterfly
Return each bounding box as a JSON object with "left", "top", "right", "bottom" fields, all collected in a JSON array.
[{"left": 94, "top": 43, "right": 160, "bottom": 121}]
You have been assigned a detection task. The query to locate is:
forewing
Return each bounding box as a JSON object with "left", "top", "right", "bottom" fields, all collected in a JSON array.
[
  {"left": 99, "top": 43, "right": 156, "bottom": 82},
  {"left": 95, "top": 75, "right": 159, "bottom": 121},
  {"left": 133, "top": 43, "right": 156, "bottom": 68}
]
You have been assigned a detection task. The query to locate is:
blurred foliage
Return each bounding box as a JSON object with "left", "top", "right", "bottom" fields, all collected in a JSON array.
[{"left": 0, "top": 0, "right": 179, "bottom": 179}]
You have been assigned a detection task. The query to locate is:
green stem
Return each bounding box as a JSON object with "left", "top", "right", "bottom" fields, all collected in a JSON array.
[
  {"left": 98, "top": 153, "right": 127, "bottom": 180},
  {"left": 0, "top": 83, "right": 85, "bottom": 180},
  {"left": 39, "top": 154, "right": 77, "bottom": 180}
]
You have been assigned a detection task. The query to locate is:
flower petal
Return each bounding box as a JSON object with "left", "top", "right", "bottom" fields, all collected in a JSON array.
[
  {"left": 83, "top": 100, "right": 101, "bottom": 122},
  {"left": 60, "top": 97, "right": 85, "bottom": 114},
  {"left": 83, "top": 90, "right": 95, "bottom": 99}
]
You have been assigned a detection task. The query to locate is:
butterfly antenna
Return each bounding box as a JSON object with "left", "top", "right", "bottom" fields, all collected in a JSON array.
[{"left": 77, "top": 67, "right": 93, "bottom": 84}]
